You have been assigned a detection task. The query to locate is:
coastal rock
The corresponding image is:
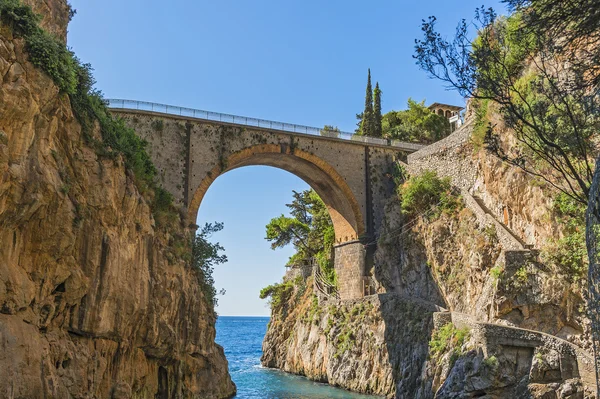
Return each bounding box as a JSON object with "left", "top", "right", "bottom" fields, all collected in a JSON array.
[
  {"left": 261, "top": 284, "right": 438, "bottom": 398},
  {"left": 0, "top": 1, "right": 235, "bottom": 397},
  {"left": 261, "top": 117, "right": 595, "bottom": 397}
]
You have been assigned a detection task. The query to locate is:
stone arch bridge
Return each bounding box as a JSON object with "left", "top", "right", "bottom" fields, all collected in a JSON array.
[{"left": 108, "top": 99, "right": 425, "bottom": 300}]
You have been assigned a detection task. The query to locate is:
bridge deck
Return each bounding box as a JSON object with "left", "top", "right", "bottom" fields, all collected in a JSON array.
[{"left": 107, "top": 99, "right": 426, "bottom": 153}]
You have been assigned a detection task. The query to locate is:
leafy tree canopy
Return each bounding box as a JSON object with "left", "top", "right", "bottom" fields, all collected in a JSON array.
[
  {"left": 191, "top": 222, "right": 227, "bottom": 311},
  {"left": 265, "top": 189, "right": 336, "bottom": 282},
  {"left": 382, "top": 98, "right": 450, "bottom": 144},
  {"left": 414, "top": 6, "right": 599, "bottom": 205}
]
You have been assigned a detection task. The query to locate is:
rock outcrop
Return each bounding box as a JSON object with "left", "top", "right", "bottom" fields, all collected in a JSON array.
[
  {"left": 261, "top": 117, "right": 595, "bottom": 397},
  {"left": 261, "top": 283, "right": 439, "bottom": 397},
  {"left": 0, "top": 1, "right": 235, "bottom": 397}
]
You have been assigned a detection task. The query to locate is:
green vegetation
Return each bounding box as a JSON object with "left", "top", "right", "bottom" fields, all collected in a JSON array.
[
  {"left": 414, "top": 5, "right": 599, "bottom": 205},
  {"left": 490, "top": 265, "right": 503, "bottom": 282},
  {"left": 373, "top": 82, "right": 382, "bottom": 138},
  {"left": 399, "top": 170, "right": 462, "bottom": 217},
  {"left": 382, "top": 98, "right": 450, "bottom": 144},
  {"left": 542, "top": 193, "right": 587, "bottom": 281},
  {"left": 320, "top": 125, "right": 340, "bottom": 137},
  {"left": 470, "top": 98, "right": 491, "bottom": 149},
  {"left": 303, "top": 295, "right": 322, "bottom": 325},
  {"left": 0, "top": 0, "right": 77, "bottom": 93},
  {"left": 513, "top": 265, "right": 529, "bottom": 287},
  {"left": 259, "top": 280, "right": 295, "bottom": 309},
  {"left": 0, "top": 0, "right": 176, "bottom": 222},
  {"left": 483, "top": 355, "right": 499, "bottom": 370},
  {"left": 357, "top": 68, "right": 375, "bottom": 137},
  {"left": 356, "top": 69, "right": 383, "bottom": 138},
  {"left": 335, "top": 327, "right": 355, "bottom": 358},
  {"left": 191, "top": 222, "right": 227, "bottom": 311},
  {"left": 265, "top": 189, "right": 336, "bottom": 285},
  {"left": 429, "top": 322, "right": 470, "bottom": 365}
]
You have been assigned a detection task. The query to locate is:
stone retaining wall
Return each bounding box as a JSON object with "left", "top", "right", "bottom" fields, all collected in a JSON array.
[{"left": 434, "top": 311, "right": 597, "bottom": 389}]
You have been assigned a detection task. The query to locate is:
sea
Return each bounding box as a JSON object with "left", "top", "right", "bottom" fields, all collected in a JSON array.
[{"left": 216, "top": 316, "right": 383, "bottom": 399}]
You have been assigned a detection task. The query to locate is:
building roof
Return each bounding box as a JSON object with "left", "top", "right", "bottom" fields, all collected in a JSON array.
[{"left": 428, "top": 102, "right": 464, "bottom": 111}]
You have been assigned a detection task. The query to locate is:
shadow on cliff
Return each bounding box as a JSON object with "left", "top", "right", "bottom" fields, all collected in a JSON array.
[{"left": 371, "top": 203, "right": 449, "bottom": 397}]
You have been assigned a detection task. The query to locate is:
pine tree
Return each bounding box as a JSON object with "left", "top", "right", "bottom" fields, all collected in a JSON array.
[
  {"left": 360, "top": 69, "right": 374, "bottom": 136},
  {"left": 373, "top": 82, "right": 382, "bottom": 138}
]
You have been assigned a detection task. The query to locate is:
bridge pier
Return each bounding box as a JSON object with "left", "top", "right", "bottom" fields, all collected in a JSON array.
[{"left": 334, "top": 241, "right": 366, "bottom": 300}]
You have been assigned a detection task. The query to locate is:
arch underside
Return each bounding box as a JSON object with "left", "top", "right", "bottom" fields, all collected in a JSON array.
[{"left": 188, "top": 144, "right": 364, "bottom": 244}]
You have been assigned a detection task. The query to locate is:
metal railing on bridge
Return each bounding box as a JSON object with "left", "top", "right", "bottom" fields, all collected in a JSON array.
[{"left": 107, "top": 99, "right": 426, "bottom": 152}]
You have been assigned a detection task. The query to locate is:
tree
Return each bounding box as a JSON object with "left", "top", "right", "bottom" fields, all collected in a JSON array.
[
  {"left": 414, "top": 8, "right": 599, "bottom": 205},
  {"left": 191, "top": 222, "right": 227, "bottom": 311},
  {"left": 503, "top": 0, "right": 600, "bottom": 90},
  {"left": 265, "top": 189, "right": 336, "bottom": 282},
  {"left": 355, "top": 111, "right": 364, "bottom": 134},
  {"left": 358, "top": 69, "right": 375, "bottom": 136},
  {"left": 382, "top": 98, "right": 450, "bottom": 143},
  {"left": 499, "top": 2, "right": 600, "bottom": 392},
  {"left": 587, "top": 161, "right": 600, "bottom": 392},
  {"left": 320, "top": 125, "right": 341, "bottom": 138},
  {"left": 373, "top": 82, "right": 383, "bottom": 138},
  {"left": 414, "top": 1, "right": 600, "bottom": 391}
]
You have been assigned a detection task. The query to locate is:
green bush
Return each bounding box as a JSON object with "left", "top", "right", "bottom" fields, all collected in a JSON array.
[
  {"left": 335, "top": 327, "right": 355, "bottom": 358},
  {"left": 543, "top": 193, "right": 587, "bottom": 281},
  {"left": 490, "top": 265, "right": 503, "bottom": 282},
  {"left": 382, "top": 98, "right": 451, "bottom": 144},
  {"left": 26, "top": 31, "right": 78, "bottom": 93},
  {"left": 399, "top": 170, "right": 461, "bottom": 217},
  {"left": 0, "top": 0, "right": 40, "bottom": 36},
  {"left": 191, "top": 223, "right": 227, "bottom": 311},
  {"left": 429, "top": 322, "right": 470, "bottom": 363},
  {"left": 259, "top": 280, "right": 295, "bottom": 309},
  {"left": 483, "top": 355, "right": 499, "bottom": 369},
  {"left": 1, "top": 0, "right": 77, "bottom": 93}
]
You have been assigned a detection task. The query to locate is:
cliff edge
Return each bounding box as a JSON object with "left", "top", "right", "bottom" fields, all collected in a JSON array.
[{"left": 0, "top": 1, "right": 235, "bottom": 397}]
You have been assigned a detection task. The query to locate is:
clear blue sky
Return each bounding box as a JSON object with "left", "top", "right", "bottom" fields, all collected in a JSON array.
[{"left": 68, "top": 0, "right": 504, "bottom": 316}]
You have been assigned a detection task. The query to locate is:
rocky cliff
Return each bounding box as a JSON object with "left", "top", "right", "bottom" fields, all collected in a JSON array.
[
  {"left": 261, "top": 281, "right": 439, "bottom": 397},
  {"left": 261, "top": 114, "right": 595, "bottom": 397},
  {"left": 0, "top": 1, "right": 235, "bottom": 397}
]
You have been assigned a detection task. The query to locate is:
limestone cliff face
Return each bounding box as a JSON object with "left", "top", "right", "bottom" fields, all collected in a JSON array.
[
  {"left": 404, "top": 118, "right": 591, "bottom": 350},
  {"left": 261, "top": 282, "right": 438, "bottom": 398},
  {"left": 0, "top": 2, "right": 235, "bottom": 397},
  {"left": 261, "top": 116, "right": 594, "bottom": 397}
]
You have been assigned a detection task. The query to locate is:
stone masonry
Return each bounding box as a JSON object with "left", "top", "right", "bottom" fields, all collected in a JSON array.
[{"left": 111, "top": 108, "right": 415, "bottom": 300}]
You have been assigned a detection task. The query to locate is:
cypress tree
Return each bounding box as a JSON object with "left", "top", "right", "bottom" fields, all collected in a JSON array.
[
  {"left": 373, "top": 82, "right": 382, "bottom": 138},
  {"left": 360, "top": 69, "right": 374, "bottom": 136}
]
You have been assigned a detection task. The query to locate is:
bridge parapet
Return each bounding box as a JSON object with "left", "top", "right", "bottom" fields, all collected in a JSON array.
[{"left": 108, "top": 99, "right": 426, "bottom": 152}]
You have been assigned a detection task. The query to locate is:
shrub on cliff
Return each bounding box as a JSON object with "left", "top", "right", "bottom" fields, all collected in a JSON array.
[
  {"left": 0, "top": 0, "right": 176, "bottom": 221},
  {"left": 429, "top": 322, "right": 470, "bottom": 365},
  {"left": 382, "top": 98, "right": 451, "bottom": 144},
  {"left": 192, "top": 222, "right": 227, "bottom": 311},
  {"left": 259, "top": 280, "right": 295, "bottom": 309},
  {"left": 399, "top": 171, "right": 461, "bottom": 217},
  {"left": 542, "top": 193, "right": 588, "bottom": 281},
  {"left": 0, "top": 0, "right": 78, "bottom": 93}
]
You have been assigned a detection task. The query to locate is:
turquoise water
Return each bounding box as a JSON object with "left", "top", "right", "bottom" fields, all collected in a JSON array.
[{"left": 216, "top": 316, "right": 383, "bottom": 399}]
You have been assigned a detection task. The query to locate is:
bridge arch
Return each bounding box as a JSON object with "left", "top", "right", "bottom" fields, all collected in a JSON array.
[{"left": 188, "top": 144, "right": 365, "bottom": 244}]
